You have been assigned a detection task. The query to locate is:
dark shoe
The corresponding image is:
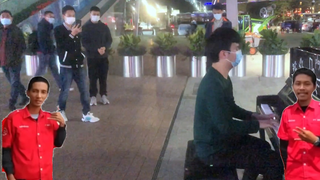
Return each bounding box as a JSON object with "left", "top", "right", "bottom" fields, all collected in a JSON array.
[
  {"left": 9, "top": 104, "right": 16, "bottom": 111},
  {"left": 19, "top": 97, "right": 29, "bottom": 106}
]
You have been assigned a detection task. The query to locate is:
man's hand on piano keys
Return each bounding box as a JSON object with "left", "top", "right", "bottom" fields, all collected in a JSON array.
[
  {"left": 258, "top": 119, "right": 280, "bottom": 129},
  {"left": 252, "top": 113, "right": 279, "bottom": 121},
  {"left": 293, "top": 127, "right": 319, "bottom": 144}
]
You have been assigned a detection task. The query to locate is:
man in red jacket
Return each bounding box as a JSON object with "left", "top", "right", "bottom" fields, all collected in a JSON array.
[
  {"left": 2, "top": 76, "right": 66, "bottom": 180},
  {"left": 278, "top": 68, "right": 320, "bottom": 180}
]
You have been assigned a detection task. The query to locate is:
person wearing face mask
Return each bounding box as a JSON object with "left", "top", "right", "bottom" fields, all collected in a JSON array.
[
  {"left": 193, "top": 27, "right": 284, "bottom": 180},
  {"left": 82, "top": 6, "right": 113, "bottom": 106},
  {"left": 204, "top": 3, "right": 232, "bottom": 39},
  {"left": 35, "top": 11, "right": 62, "bottom": 89},
  {"left": 0, "top": 10, "right": 29, "bottom": 111},
  {"left": 54, "top": 5, "right": 100, "bottom": 123}
]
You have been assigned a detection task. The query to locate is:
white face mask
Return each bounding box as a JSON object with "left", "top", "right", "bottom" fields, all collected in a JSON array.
[
  {"left": 1, "top": 18, "right": 12, "bottom": 26},
  {"left": 225, "top": 50, "right": 243, "bottom": 67},
  {"left": 91, "top": 15, "right": 100, "bottom": 22},
  {"left": 48, "top": 18, "right": 55, "bottom": 24},
  {"left": 65, "top": 17, "right": 75, "bottom": 25},
  {"left": 214, "top": 14, "right": 222, "bottom": 20}
]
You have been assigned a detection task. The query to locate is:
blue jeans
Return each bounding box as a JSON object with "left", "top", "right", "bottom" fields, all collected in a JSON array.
[
  {"left": 58, "top": 67, "right": 90, "bottom": 115},
  {"left": 35, "top": 53, "right": 61, "bottom": 88},
  {"left": 2, "top": 64, "right": 28, "bottom": 105}
]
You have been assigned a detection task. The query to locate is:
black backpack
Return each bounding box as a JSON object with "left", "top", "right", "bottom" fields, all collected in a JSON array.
[{"left": 27, "top": 31, "right": 39, "bottom": 54}]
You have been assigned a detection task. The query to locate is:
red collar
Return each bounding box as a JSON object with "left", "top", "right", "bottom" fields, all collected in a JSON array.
[
  {"left": 21, "top": 105, "right": 46, "bottom": 119},
  {"left": 292, "top": 99, "right": 319, "bottom": 112}
]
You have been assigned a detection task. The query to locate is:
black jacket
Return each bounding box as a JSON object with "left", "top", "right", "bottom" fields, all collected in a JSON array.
[
  {"left": 54, "top": 24, "right": 85, "bottom": 68},
  {"left": 37, "top": 18, "right": 55, "bottom": 54},
  {"left": 205, "top": 18, "right": 232, "bottom": 39},
  {"left": 81, "top": 20, "right": 112, "bottom": 58},
  {"left": 0, "top": 24, "right": 26, "bottom": 67}
]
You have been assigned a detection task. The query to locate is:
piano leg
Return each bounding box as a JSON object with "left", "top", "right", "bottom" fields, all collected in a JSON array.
[{"left": 259, "top": 129, "right": 266, "bottom": 140}]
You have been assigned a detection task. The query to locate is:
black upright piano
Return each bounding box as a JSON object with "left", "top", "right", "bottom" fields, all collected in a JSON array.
[{"left": 256, "top": 47, "right": 320, "bottom": 150}]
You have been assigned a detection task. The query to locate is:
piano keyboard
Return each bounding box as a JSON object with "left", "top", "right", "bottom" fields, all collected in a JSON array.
[{"left": 259, "top": 104, "right": 281, "bottom": 150}]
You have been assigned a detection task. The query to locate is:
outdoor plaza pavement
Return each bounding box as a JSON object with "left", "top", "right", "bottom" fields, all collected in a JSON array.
[{"left": 0, "top": 51, "right": 290, "bottom": 180}]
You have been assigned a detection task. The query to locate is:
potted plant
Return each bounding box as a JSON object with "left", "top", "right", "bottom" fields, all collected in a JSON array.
[
  {"left": 150, "top": 32, "right": 179, "bottom": 77},
  {"left": 300, "top": 30, "right": 320, "bottom": 48},
  {"left": 229, "top": 30, "right": 251, "bottom": 77},
  {"left": 183, "top": 28, "right": 206, "bottom": 77},
  {"left": 258, "top": 29, "right": 289, "bottom": 78},
  {"left": 117, "top": 34, "right": 146, "bottom": 77}
]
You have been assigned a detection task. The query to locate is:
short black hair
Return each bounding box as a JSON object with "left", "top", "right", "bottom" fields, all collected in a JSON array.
[
  {"left": 44, "top": 11, "right": 54, "bottom": 16},
  {"left": 212, "top": 3, "right": 223, "bottom": 10},
  {"left": 0, "top": 10, "right": 12, "bottom": 17},
  {"left": 205, "top": 27, "right": 240, "bottom": 67},
  {"left": 62, "top": 5, "right": 75, "bottom": 15},
  {"left": 90, "top": 6, "right": 100, "bottom": 12},
  {"left": 293, "top": 68, "right": 316, "bottom": 86},
  {"left": 27, "top": 76, "right": 50, "bottom": 92}
]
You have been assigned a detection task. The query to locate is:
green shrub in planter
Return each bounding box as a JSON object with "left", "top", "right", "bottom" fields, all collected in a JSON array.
[
  {"left": 183, "top": 28, "right": 206, "bottom": 56},
  {"left": 258, "top": 29, "right": 288, "bottom": 55},
  {"left": 239, "top": 30, "right": 250, "bottom": 55},
  {"left": 117, "top": 34, "right": 146, "bottom": 56},
  {"left": 300, "top": 30, "right": 320, "bottom": 47},
  {"left": 150, "top": 32, "right": 179, "bottom": 56}
]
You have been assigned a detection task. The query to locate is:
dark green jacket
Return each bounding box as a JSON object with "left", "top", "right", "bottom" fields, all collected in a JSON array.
[
  {"left": 193, "top": 67, "right": 260, "bottom": 160},
  {"left": 0, "top": 24, "right": 26, "bottom": 67}
]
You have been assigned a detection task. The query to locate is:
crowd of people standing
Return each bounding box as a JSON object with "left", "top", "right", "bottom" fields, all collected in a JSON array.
[{"left": 0, "top": 5, "right": 113, "bottom": 123}]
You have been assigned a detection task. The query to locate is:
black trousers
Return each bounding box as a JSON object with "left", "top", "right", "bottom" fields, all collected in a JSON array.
[
  {"left": 200, "top": 135, "right": 284, "bottom": 180},
  {"left": 87, "top": 57, "right": 109, "bottom": 97}
]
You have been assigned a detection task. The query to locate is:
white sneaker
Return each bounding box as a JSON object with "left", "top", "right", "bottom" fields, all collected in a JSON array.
[
  {"left": 59, "top": 110, "right": 68, "bottom": 122},
  {"left": 82, "top": 112, "right": 100, "bottom": 123},
  {"left": 101, "top": 95, "right": 110, "bottom": 105},
  {"left": 90, "top": 96, "right": 97, "bottom": 106},
  {"left": 59, "top": 88, "right": 75, "bottom": 91}
]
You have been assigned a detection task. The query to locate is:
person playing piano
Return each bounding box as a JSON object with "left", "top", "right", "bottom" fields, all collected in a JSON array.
[
  {"left": 193, "top": 27, "right": 284, "bottom": 180},
  {"left": 278, "top": 68, "right": 320, "bottom": 180}
]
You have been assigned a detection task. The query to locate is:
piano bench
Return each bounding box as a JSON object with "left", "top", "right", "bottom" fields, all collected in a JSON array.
[{"left": 184, "top": 140, "right": 238, "bottom": 180}]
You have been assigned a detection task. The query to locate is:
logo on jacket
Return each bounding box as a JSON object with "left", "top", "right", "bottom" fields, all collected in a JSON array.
[{"left": 19, "top": 125, "right": 29, "bottom": 128}]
